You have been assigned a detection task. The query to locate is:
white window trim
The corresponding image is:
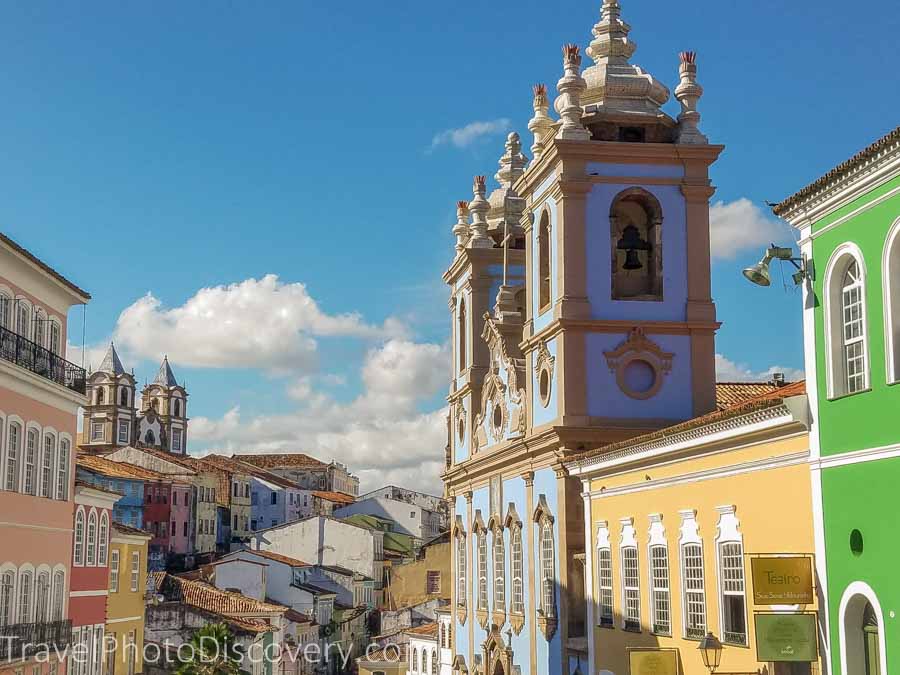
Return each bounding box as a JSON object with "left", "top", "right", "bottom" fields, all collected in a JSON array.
[
  {"left": 714, "top": 505, "right": 747, "bottom": 646},
  {"left": 74, "top": 506, "right": 86, "bottom": 567},
  {"left": 647, "top": 513, "right": 671, "bottom": 636},
  {"left": 619, "top": 517, "right": 640, "bottom": 631},
  {"left": 882, "top": 216, "right": 900, "bottom": 383},
  {"left": 596, "top": 521, "right": 613, "bottom": 627},
  {"left": 838, "top": 581, "right": 888, "bottom": 675},
  {"left": 678, "top": 509, "right": 706, "bottom": 640},
  {"left": 823, "top": 242, "right": 870, "bottom": 398}
]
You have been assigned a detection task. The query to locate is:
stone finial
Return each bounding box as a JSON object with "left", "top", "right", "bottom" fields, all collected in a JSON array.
[
  {"left": 495, "top": 132, "right": 528, "bottom": 188},
  {"left": 554, "top": 45, "right": 590, "bottom": 141},
  {"left": 674, "top": 50, "right": 708, "bottom": 144},
  {"left": 587, "top": 0, "right": 636, "bottom": 65},
  {"left": 468, "top": 176, "right": 494, "bottom": 248},
  {"left": 528, "top": 84, "right": 555, "bottom": 164},
  {"left": 453, "top": 200, "right": 471, "bottom": 253}
]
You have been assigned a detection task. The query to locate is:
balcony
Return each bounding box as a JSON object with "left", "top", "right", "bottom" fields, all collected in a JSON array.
[
  {"left": 0, "top": 620, "right": 72, "bottom": 660},
  {"left": 0, "top": 325, "right": 86, "bottom": 395}
]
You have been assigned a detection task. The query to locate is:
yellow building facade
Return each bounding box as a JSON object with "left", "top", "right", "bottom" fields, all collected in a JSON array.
[
  {"left": 567, "top": 383, "right": 825, "bottom": 675},
  {"left": 105, "top": 523, "right": 151, "bottom": 675}
]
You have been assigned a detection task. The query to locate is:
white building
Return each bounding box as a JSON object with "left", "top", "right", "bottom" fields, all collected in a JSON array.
[{"left": 334, "top": 496, "right": 445, "bottom": 543}]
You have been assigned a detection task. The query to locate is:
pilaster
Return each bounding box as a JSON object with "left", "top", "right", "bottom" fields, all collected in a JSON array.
[
  {"left": 465, "top": 490, "right": 474, "bottom": 670},
  {"left": 523, "top": 471, "right": 536, "bottom": 674}
]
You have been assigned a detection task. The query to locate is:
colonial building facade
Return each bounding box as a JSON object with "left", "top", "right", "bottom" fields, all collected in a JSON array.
[
  {"left": 442, "top": 3, "right": 722, "bottom": 674},
  {"left": 774, "top": 125, "right": 900, "bottom": 675}
]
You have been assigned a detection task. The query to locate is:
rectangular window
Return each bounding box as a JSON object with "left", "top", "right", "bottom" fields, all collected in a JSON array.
[
  {"left": 271, "top": 492, "right": 277, "bottom": 505},
  {"left": 649, "top": 545, "right": 671, "bottom": 635},
  {"left": 456, "top": 535, "right": 466, "bottom": 608},
  {"left": 110, "top": 550, "right": 119, "bottom": 592},
  {"left": 130, "top": 552, "right": 139, "bottom": 592},
  {"left": 426, "top": 571, "right": 441, "bottom": 594},
  {"left": 621, "top": 547, "right": 640, "bottom": 631},
  {"left": 172, "top": 492, "right": 177, "bottom": 506},
  {"left": 842, "top": 281, "right": 866, "bottom": 393},
  {"left": 171, "top": 430, "right": 181, "bottom": 453},
  {"left": 91, "top": 422, "right": 104, "bottom": 442},
  {"left": 477, "top": 533, "right": 488, "bottom": 610},
  {"left": 233, "top": 514, "right": 238, "bottom": 529},
  {"left": 682, "top": 543, "right": 707, "bottom": 639},
  {"left": 183, "top": 521, "right": 188, "bottom": 537},
  {"left": 117, "top": 421, "right": 129, "bottom": 445},
  {"left": 598, "top": 548, "right": 614, "bottom": 627},
  {"left": 126, "top": 631, "right": 136, "bottom": 675},
  {"left": 719, "top": 542, "right": 747, "bottom": 645}
]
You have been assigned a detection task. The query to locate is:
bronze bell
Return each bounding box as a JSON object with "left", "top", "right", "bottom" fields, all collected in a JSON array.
[{"left": 622, "top": 248, "right": 643, "bottom": 270}]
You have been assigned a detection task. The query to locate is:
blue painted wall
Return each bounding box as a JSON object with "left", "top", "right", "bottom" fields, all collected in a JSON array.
[
  {"left": 531, "top": 196, "right": 558, "bottom": 336},
  {"left": 531, "top": 337, "right": 559, "bottom": 428}
]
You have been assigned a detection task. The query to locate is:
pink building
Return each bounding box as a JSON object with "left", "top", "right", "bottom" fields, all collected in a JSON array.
[
  {"left": 0, "top": 233, "right": 91, "bottom": 675},
  {"left": 168, "top": 483, "right": 193, "bottom": 557},
  {"left": 70, "top": 483, "right": 118, "bottom": 675}
]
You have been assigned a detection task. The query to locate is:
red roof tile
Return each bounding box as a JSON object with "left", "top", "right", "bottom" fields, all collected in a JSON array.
[
  {"left": 233, "top": 453, "right": 327, "bottom": 470},
  {"left": 312, "top": 490, "right": 355, "bottom": 505},
  {"left": 230, "top": 549, "right": 311, "bottom": 568}
]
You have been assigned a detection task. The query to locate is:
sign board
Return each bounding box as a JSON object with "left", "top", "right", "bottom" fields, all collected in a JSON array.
[
  {"left": 629, "top": 649, "right": 678, "bottom": 675},
  {"left": 755, "top": 614, "right": 818, "bottom": 662},
  {"left": 751, "top": 556, "right": 814, "bottom": 605}
]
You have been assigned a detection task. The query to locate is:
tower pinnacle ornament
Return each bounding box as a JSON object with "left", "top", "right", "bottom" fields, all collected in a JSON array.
[
  {"left": 674, "top": 51, "right": 708, "bottom": 144},
  {"left": 528, "top": 84, "right": 555, "bottom": 165},
  {"left": 453, "top": 201, "right": 471, "bottom": 253},
  {"left": 555, "top": 45, "right": 591, "bottom": 141},
  {"left": 468, "top": 176, "right": 494, "bottom": 248}
]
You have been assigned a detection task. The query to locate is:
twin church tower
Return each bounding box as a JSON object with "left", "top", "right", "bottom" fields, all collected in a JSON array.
[
  {"left": 80, "top": 343, "right": 189, "bottom": 455},
  {"left": 441, "top": 2, "right": 722, "bottom": 674}
]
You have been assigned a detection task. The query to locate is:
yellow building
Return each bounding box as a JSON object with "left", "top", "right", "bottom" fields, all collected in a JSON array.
[
  {"left": 384, "top": 535, "right": 450, "bottom": 611},
  {"left": 356, "top": 644, "right": 406, "bottom": 675},
  {"left": 105, "top": 522, "right": 152, "bottom": 675},
  {"left": 567, "top": 382, "right": 824, "bottom": 675}
]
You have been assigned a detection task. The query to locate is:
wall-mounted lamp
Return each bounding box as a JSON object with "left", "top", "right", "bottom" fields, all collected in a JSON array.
[{"left": 742, "top": 244, "right": 813, "bottom": 287}]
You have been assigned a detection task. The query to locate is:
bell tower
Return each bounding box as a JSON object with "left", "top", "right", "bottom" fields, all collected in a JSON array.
[
  {"left": 138, "top": 356, "right": 189, "bottom": 454},
  {"left": 82, "top": 343, "right": 136, "bottom": 453}
]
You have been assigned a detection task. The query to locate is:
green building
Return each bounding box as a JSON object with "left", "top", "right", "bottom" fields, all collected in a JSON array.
[{"left": 774, "top": 126, "right": 899, "bottom": 675}]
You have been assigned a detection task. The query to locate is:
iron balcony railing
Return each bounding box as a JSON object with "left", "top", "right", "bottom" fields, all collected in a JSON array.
[
  {"left": 0, "top": 325, "right": 86, "bottom": 395},
  {"left": 0, "top": 619, "right": 72, "bottom": 660}
]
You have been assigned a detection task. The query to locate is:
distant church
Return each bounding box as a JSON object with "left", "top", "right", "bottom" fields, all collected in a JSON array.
[
  {"left": 81, "top": 343, "right": 189, "bottom": 454},
  {"left": 442, "top": 2, "right": 721, "bottom": 674}
]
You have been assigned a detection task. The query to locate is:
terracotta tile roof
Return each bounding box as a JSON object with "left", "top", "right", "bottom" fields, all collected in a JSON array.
[
  {"left": 111, "top": 522, "right": 152, "bottom": 538},
  {"left": 312, "top": 490, "right": 355, "bottom": 505},
  {"left": 153, "top": 572, "right": 286, "bottom": 620},
  {"left": 234, "top": 549, "right": 311, "bottom": 568},
  {"left": 77, "top": 455, "right": 168, "bottom": 481},
  {"left": 405, "top": 622, "right": 439, "bottom": 638},
  {"left": 191, "top": 459, "right": 235, "bottom": 506},
  {"left": 715, "top": 382, "right": 785, "bottom": 410},
  {"left": 359, "top": 644, "right": 406, "bottom": 664},
  {"left": 74, "top": 479, "right": 123, "bottom": 498},
  {"left": 773, "top": 125, "right": 900, "bottom": 216},
  {"left": 571, "top": 381, "right": 807, "bottom": 466},
  {"left": 197, "top": 454, "right": 254, "bottom": 476},
  {"left": 112, "top": 446, "right": 198, "bottom": 475},
  {"left": 215, "top": 455, "right": 303, "bottom": 489},
  {"left": 233, "top": 453, "right": 327, "bottom": 470},
  {"left": 282, "top": 607, "right": 315, "bottom": 625},
  {"left": 0, "top": 231, "right": 91, "bottom": 300}
]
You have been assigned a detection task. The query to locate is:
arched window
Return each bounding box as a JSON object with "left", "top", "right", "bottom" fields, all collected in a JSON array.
[
  {"left": 510, "top": 525, "right": 524, "bottom": 615},
  {"left": 120, "top": 387, "right": 129, "bottom": 407},
  {"left": 539, "top": 521, "right": 556, "bottom": 617},
  {"left": 538, "top": 210, "right": 551, "bottom": 311},
  {"left": 610, "top": 187, "right": 663, "bottom": 300},
  {"left": 145, "top": 430, "right": 155, "bottom": 445},
  {"left": 74, "top": 509, "right": 85, "bottom": 565},
  {"left": 98, "top": 513, "right": 110, "bottom": 566},
  {"left": 16, "top": 303, "right": 29, "bottom": 338},
  {"left": 422, "top": 650, "right": 427, "bottom": 674},
  {"left": 57, "top": 439, "right": 70, "bottom": 500},
  {"left": 431, "top": 649, "right": 437, "bottom": 675},
  {"left": 40, "top": 433, "right": 55, "bottom": 498},
  {"left": 620, "top": 518, "right": 640, "bottom": 631},
  {"left": 173, "top": 399, "right": 182, "bottom": 417},
  {"left": 34, "top": 310, "right": 46, "bottom": 346},
  {"left": 681, "top": 537, "right": 707, "bottom": 639},
  {"left": 5, "top": 423, "right": 21, "bottom": 492},
  {"left": 412, "top": 648, "right": 418, "bottom": 672},
  {"left": 52, "top": 571, "right": 65, "bottom": 620},
  {"left": 493, "top": 527, "right": 505, "bottom": 614},
  {"left": 17, "top": 570, "right": 32, "bottom": 623},
  {"left": 24, "top": 428, "right": 38, "bottom": 495},
  {"left": 0, "top": 293, "right": 10, "bottom": 328},
  {"left": 456, "top": 530, "right": 467, "bottom": 608},
  {"left": 716, "top": 506, "right": 746, "bottom": 645},
  {"left": 884, "top": 219, "right": 900, "bottom": 383},
  {"left": 87, "top": 510, "right": 98, "bottom": 566},
  {"left": 49, "top": 321, "right": 61, "bottom": 355},
  {"left": 457, "top": 299, "right": 467, "bottom": 375},
  {"left": 35, "top": 571, "right": 50, "bottom": 621},
  {"left": 825, "top": 247, "right": 869, "bottom": 397},
  {"left": 0, "top": 570, "right": 14, "bottom": 625},
  {"left": 477, "top": 529, "right": 488, "bottom": 611}
]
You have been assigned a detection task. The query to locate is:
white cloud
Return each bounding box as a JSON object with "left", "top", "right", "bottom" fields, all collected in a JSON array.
[
  {"left": 93, "top": 274, "right": 405, "bottom": 373},
  {"left": 429, "top": 118, "right": 511, "bottom": 151},
  {"left": 715, "top": 353, "right": 804, "bottom": 383},
  {"left": 709, "top": 198, "right": 789, "bottom": 260},
  {"left": 191, "top": 339, "right": 450, "bottom": 494}
]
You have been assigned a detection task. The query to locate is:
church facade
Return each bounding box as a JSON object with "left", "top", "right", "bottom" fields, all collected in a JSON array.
[
  {"left": 81, "top": 343, "right": 189, "bottom": 455},
  {"left": 441, "top": 3, "right": 722, "bottom": 674}
]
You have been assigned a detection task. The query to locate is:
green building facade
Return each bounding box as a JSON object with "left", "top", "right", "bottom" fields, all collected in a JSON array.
[{"left": 775, "top": 126, "right": 900, "bottom": 675}]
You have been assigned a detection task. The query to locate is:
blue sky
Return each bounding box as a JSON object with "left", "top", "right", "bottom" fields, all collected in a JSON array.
[{"left": 2, "top": 0, "right": 897, "bottom": 492}]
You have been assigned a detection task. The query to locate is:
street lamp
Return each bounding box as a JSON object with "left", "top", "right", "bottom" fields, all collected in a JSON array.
[
  {"left": 742, "top": 244, "right": 813, "bottom": 287},
  {"left": 698, "top": 631, "right": 723, "bottom": 674}
]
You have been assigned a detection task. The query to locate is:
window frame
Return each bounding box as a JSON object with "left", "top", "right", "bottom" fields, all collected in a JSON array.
[
  {"left": 882, "top": 217, "right": 900, "bottom": 383},
  {"left": 824, "top": 243, "right": 870, "bottom": 398},
  {"left": 110, "top": 550, "right": 120, "bottom": 592},
  {"left": 537, "top": 208, "right": 552, "bottom": 313}
]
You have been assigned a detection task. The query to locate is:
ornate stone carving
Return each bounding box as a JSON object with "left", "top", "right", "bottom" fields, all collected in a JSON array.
[
  {"left": 603, "top": 327, "right": 674, "bottom": 400},
  {"left": 535, "top": 341, "right": 556, "bottom": 408},
  {"left": 468, "top": 176, "right": 494, "bottom": 248},
  {"left": 453, "top": 201, "right": 471, "bottom": 252},
  {"left": 675, "top": 51, "right": 708, "bottom": 144},
  {"left": 555, "top": 45, "right": 590, "bottom": 141},
  {"left": 528, "top": 84, "right": 555, "bottom": 166}
]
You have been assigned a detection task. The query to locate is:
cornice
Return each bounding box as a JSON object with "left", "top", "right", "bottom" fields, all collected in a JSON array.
[{"left": 520, "top": 317, "right": 720, "bottom": 352}]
